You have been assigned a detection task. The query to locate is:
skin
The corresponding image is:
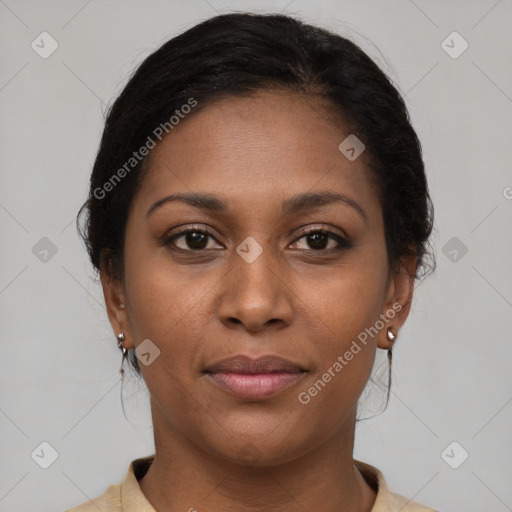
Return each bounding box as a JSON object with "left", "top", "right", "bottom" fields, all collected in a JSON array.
[{"left": 101, "top": 90, "right": 416, "bottom": 512}]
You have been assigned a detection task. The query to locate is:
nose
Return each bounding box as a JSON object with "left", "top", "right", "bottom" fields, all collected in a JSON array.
[{"left": 217, "top": 241, "right": 294, "bottom": 333}]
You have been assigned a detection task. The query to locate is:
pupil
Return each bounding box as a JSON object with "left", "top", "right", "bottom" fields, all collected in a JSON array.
[
  {"left": 188, "top": 232, "right": 207, "bottom": 249},
  {"left": 309, "top": 233, "right": 327, "bottom": 250}
]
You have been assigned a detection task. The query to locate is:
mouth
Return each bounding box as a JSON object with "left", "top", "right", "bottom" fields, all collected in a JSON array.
[{"left": 204, "top": 355, "right": 307, "bottom": 400}]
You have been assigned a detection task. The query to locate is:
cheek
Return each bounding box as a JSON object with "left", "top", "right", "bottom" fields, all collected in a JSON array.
[
  {"left": 294, "top": 287, "right": 380, "bottom": 431},
  {"left": 299, "top": 250, "right": 388, "bottom": 344},
  {"left": 123, "top": 228, "right": 206, "bottom": 335},
  {"left": 292, "top": 256, "right": 388, "bottom": 414},
  {"left": 122, "top": 244, "right": 219, "bottom": 388}
]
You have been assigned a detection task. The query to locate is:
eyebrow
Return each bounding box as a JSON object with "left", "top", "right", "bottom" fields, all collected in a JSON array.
[{"left": 146, "top": 191, "right": 366, "bottom": 220}]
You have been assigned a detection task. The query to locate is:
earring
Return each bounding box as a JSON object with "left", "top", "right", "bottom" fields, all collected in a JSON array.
[
  {"left": 385, "top": 328, "right": 396, "bottom": 406},
  {"left": 386, "top": 327, "right": 396, "bottom": 359},
  {"left": 120, "top": 304, "right": 125, "bottom": 310},
  {"left": 117, "top": 333, "right": 128, "bottom": 376},
  {"left": 386, "top": 327, "right": 396, "bottom": 365}
]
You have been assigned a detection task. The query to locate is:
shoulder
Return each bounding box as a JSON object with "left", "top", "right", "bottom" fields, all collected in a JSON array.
[
  {"left": 386, "top": 489, "right": 438, "bottom": 511},
  {"left": 64, "top": 455, "right": 155, "bottom": 512},
  {"left": 353, "top": 459, "right": 439, "bottom": 512},
  {"left": 64, "top": 482, "right": 121, "bottom": 512}
]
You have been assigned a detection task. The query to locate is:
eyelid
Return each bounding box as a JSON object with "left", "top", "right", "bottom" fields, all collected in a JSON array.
[
  {"left": 171, "top": 224, "right": 218, "bottom": 238},
  {"left": 294, "top": 224, "right": 349, "bottom": 239}
]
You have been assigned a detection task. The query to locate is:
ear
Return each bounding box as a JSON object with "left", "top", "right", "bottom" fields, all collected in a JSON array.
[
  {"left": 99, "top": 252, "right": 134, "bottom": 350},
  {"left": 377, "top": 253, "right": 417, "bottom": 350}
]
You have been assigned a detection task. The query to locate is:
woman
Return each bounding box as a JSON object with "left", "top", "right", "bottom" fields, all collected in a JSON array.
[{"left": 69, "top": 12, "right": 436, "bottom": 512}]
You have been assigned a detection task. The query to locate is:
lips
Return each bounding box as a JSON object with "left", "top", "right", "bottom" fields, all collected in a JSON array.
[
  {"left": 206, "top": 355, "right": 305, "bottom": 374},
  {"left": 205, "top": 355, "right": 306, "bottom": 400}
]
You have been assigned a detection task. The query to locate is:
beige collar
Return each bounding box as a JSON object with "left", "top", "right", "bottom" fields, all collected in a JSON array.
[{"left": 112, "top": 455, "right": 435, "bottom": 512}]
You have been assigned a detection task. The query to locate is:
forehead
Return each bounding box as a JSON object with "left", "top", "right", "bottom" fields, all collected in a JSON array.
[{"left": 133, "top": 90, "right": 379, "bottom": 219}]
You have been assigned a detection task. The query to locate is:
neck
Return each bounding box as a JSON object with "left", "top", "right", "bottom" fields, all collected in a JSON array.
[{"left": 138, "top": 408, "right": 377, "bottom": 512}]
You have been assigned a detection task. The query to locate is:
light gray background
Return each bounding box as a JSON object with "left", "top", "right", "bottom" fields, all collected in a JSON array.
[{"left": 1, "top": 1, "right": 511, "bottom": 511}]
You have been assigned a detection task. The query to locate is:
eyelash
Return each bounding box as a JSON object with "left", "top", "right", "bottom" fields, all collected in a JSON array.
[{"left": 161, "top": 225, "right": 352, "bottom": 253}]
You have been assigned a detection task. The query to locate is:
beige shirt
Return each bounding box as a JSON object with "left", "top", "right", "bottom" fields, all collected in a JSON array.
[{"left": 66, "top": 455, "right": 438, "bottom": 512}]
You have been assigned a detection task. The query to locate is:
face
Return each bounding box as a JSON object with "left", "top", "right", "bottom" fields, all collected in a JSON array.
[{"left": 103, "top": 90, "right": 414, "bottom": 466}]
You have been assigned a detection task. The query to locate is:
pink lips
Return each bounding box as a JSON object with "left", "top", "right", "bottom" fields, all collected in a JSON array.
[{"left": 205, "top": 355, "right": 306, "bottom": 400}]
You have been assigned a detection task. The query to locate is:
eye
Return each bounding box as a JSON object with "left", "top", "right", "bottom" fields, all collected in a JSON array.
[
  {"left": 161, "top": 226, "right": 352, "bottom": 253},
  {"left": 291, "top": 228, "right": 351, "bottom": 251},
  {"left": 163, "top": 226, "right": 223, "bottom": 251}
]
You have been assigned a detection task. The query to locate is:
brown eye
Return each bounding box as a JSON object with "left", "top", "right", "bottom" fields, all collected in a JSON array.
[
  {"left": 292, "top": 229, "right": 351, "bottom": 251},
  {"left": 163, "top": 228, "right": 222, "bottom": 251},
  {"left": 305, "top": 232, "right": 330, "bottom": 250},
  {"left": 177, "top": 231, "right": 209, "bottom": 250}
]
